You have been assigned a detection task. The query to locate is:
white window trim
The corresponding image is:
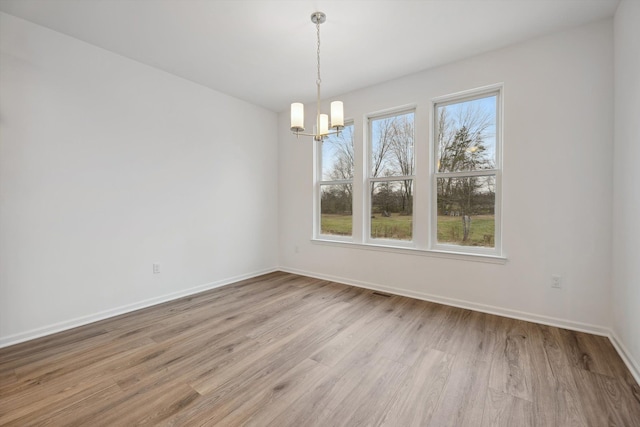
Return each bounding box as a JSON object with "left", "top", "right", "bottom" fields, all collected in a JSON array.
[
  {"left": 312, "top": 84, "right": 505, "bottom": 263},
  {"left": 315, "top": 121, "right": 355, "bottom": 242},
  {"left": 365, "top": 107, "right": 417, "bottom": 247},
  {"left": 310, "top": 238, "right": 507, "bottom": 264},
  {"left": 430, "top": 83, "right": 503, "bottom": 257}
]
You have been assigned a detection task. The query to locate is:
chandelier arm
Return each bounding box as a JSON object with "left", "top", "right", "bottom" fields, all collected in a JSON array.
[{"left": 293, "top": 128, "right": 342, "bottom": 139}]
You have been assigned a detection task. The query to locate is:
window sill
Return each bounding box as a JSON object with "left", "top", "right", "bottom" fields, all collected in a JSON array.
[{"left": 311, "top": 238, "right": 507, "bottom": 264}]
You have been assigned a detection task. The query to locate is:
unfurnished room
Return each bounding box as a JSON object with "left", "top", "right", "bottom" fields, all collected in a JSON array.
[{"left": 0, "top": 0, "right": 639, "bottom": 425}]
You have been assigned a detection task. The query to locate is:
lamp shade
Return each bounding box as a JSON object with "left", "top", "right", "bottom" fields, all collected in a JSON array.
[
  {"left": 319, "top": 114, "right": 329, "bottom": 135},
  {"left": 291, "top": 103, "right": 304, "bottom": 131},
  {"left": 330, "top": 101, "right": 344, "bottom": 129}
]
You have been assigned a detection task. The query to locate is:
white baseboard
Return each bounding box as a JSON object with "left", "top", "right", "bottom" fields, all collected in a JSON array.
[
  {"left": 279, "top": 266, "right": 610, "bottom": 335},
  {"left": 280, "top": 266, "right": 640, "bottom": 385},
  {"left": 0, "top": 267, "right": 277, "bottom": 349},
  {"left": 3, "top": 265, "right": 638, "bottom": 387},
  {"left": 608, "top": 330, "right": 640, "bottom": 386}
]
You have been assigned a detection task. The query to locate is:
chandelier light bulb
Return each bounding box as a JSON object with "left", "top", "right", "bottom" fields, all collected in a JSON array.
[
  {"left": 319, "top": 114, "right": 329, "bottom": 135},
  {"left": 331, "top": 101, "right": 344, "bottom": 129},
  {"left": 290, "top": 103, "right": 304, "bottom": 132}
]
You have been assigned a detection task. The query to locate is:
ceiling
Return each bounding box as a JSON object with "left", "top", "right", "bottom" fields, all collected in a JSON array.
[{"left": 0, "top": 0, "right": 619, "bottom": 112}]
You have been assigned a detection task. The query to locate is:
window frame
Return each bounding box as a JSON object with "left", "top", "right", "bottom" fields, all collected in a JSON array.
[
  {"left": 430, "top": 84, "right": 503, "bottom": 256},
  {"left": 311, "top": 84, "right": 505, "bottom": 263},
  {"left": 315, "top": 121, "right": 355, "bottom": 242},
  {"left": 365, "top": 108, "right": 416, "bottom": 248}
]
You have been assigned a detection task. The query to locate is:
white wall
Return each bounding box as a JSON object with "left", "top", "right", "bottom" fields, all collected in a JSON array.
[
  {"left": 0, "top": 12, "right": 278, "bottom": 345},
  {"left": 612, "top": 0, "right": 640, "bottom": 376},
  {"left": 279, "top": 20, "right": 614, "bottom": 332}
]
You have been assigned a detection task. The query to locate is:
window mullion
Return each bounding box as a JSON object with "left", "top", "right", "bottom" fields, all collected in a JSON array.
[
  {"left": 434, "top": 170, "right": 497, "bottom": 179},
  {"left": 320, "top": 179, "right": 352, "bottom": 185},
  {"left": 369, "top": 175, "right": 414, "bottom": 183}
]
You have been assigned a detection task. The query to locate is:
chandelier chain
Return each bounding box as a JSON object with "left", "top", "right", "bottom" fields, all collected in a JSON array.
[{"left": 316, "top": 18, "right": 321, "bottom": 86}]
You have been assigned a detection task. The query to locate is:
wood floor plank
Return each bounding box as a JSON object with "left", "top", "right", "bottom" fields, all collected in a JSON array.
[
  {"left": 377, "top": 348, "right": 455, "bottom": 427},
  {"left": 174, "top": 358, "right": 330, "bottom": 426},
  {"left": 1, "top": 336, "right": 156, "bottom": 406},
  {"left": 559, "top": 328, "right": 620, "bottom": 377},
  {"left": 0, "top": 326, "right": 111, "bottom": 369},
  {"left": 326, "top": 356, "right": 409, "bottom": 427},
  {"left": 0, "top": 378, "right": 118, "bottom": 426},
  {"left": 427, "top": 305, "right": 476, "bottom": 355},
  {"left": 116, "top": 332, "right": 260, "bottom": 395},
  {"left": 65, "top": 381, "right": 199, "bottom": 426},
  {"left": 488, "top": 318, "right": 533, "bottom": 402},
  {"left": 309, "top": 299, "right": 393, "bottom": 367},
  {"left": 375, "top": 299, "right": 441, "bottom": 366},
  {"left": 526, "top": 323, "right": 588, "bottom": 426},
  {"left": 571, "top": 366, "right": 640, "bottom": 426},
  {"left": 262, "top": 369, "right": 344, "bottom": 427},
  {"left": 0, "top": 341, "right": 157, "bottom": 416},
  {"left": 330, "top": 290, "right": 391, "bottom": 325},
  {"left": 189, "top": 316, "right": 343, "bottom": 396},
  {"left": 162, "top": 326, "right": 346, "bottom": 425},
  {"left": 266, "top": 350, "right": 407, "bottom": 427},
  {"left": 264, "top": 313, "right": 412, "bottom": 426},
  {"left": 1, "top": 272, "right": 638, "bottom": 426},
  {"left": 0, "top": 368, "right": 16, "bottom": 389},
  {"left": 481, "top": 387, "right": 533, "bottom": 427},
  {"left": 428, "top": 356, "right": 491, "bottom": 426}
]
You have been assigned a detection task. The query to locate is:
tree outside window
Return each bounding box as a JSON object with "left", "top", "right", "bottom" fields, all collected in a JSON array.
[
  {"left": 434, "top": 93, "right": 499, "bottom": 249},
  {"left": 319, "top": 124, "right": 354, "bottom": 237},
  {"left": 369, "top": 111, "right": 415, "bottom": 241}
]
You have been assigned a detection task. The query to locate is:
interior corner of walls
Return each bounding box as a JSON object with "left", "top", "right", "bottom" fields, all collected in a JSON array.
[{"left": 609, "top": 329, "right": 640, "bottom": 386}]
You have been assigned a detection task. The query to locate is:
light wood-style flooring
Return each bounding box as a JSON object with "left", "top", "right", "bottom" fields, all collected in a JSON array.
[{"left": 1, "top": 271, "right": 639, "bottom": 426}]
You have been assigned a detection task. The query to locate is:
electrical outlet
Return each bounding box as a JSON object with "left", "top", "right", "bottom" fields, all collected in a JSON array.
[
  {"left": 153, "top": 263, "right": 160, "bottom": 274},
  {"left": 551, "top": 274, "right": 562, "bottom": 289}
]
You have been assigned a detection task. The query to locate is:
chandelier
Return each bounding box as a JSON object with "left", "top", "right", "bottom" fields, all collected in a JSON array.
[{"left": 290, "top": 12, "right": 344, "bottom": 141}]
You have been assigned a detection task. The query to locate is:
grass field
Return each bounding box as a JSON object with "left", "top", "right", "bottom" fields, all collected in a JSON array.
[
  {"left": 321, "top": 213, "right": 495, "bottom": 247},
  {"left": 320, "top": 214, "right": 354, "bottom": 236},
  {"left": 437, "top": 214, "right": 495, "bottom": 247},
  {"left": 370, "top": 214, "right": 413, "bottom": 240}
]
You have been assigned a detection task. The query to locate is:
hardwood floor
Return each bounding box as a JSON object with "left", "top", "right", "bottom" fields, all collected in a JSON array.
[{"left": 1, "top": 271, "right": 639, "bottom": 426}]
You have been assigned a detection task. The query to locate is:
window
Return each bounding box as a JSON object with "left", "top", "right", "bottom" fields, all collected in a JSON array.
[
  {"left": 367, "top": 110, "right": 415, "bottom": 242},
  {"left": 317, "top": 123, "right": 354, "bottom": 238},
  {"left": 432, "top": 89, "right": 501, "bottom": 254},
  {"left": 313, "top": 85, "right": 503, "bottom": 260}
]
